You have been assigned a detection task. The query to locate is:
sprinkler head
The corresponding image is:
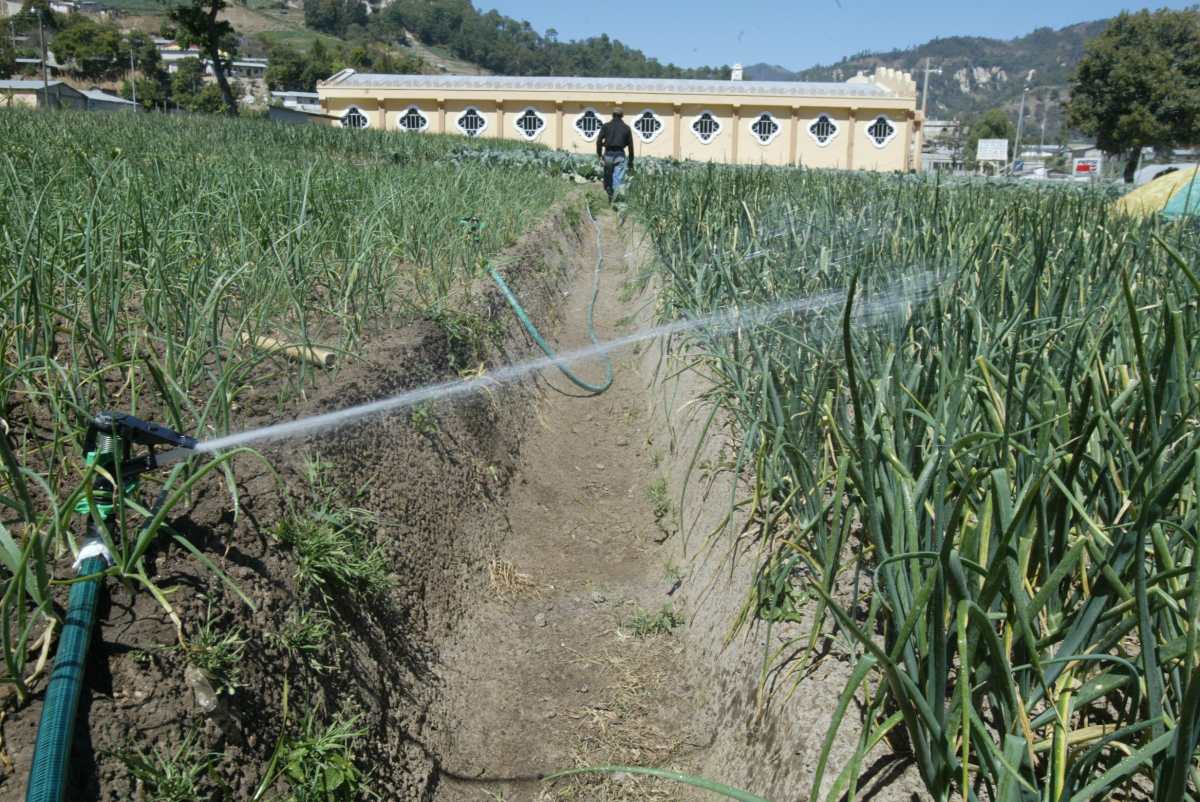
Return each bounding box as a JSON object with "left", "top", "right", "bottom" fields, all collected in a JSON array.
[{"left": 84, "top": 412, "right": 198, "bottom": 478}]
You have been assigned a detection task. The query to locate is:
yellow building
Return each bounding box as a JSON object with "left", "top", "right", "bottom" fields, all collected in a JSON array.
[{"left": 316, "top": 67, "right": 922, "bottom": 171}]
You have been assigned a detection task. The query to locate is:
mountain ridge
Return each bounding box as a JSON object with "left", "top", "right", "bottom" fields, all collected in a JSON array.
[{"left": 744, "top": 18, "right": 1111, "bottom": 132}]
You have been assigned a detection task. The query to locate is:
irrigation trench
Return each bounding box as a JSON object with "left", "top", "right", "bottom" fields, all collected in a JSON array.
[
  {"left": 430, "top": 211, "right": 706, "bottom": 801},
  {"left": 428, "top": 209, "right": 929, "bottom": 802}
]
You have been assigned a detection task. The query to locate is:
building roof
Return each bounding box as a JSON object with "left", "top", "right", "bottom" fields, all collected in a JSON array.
[
  {"left": 83, "top": 88, "right": 136, "bottom": 104},
  {"left": 319, "top": 70, "right": 898, "bottom": 99},
  {"left": 0, "top": 79, "right": 65, "bottom": 90}
]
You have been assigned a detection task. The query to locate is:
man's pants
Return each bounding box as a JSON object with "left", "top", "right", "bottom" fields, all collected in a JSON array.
[{"left": 603, "top": 153, "right": 627, "bottom": 197}]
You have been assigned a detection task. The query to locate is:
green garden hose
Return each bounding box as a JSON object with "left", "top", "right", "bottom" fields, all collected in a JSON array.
[
  {"left": 25, "top": 553, "right": 107, "bottom": 802},
  {"left": 488, "top": 202, "right": 613, "bottom": 395}
]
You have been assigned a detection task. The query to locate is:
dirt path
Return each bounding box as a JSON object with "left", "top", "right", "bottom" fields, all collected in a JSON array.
[{"left": 430, "top": 208, "right": 703, "bottom": 802}]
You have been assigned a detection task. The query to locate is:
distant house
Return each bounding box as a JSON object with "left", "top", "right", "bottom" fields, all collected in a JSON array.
[
  {"left": 159, "top": 50, "right": 206, "bottom": 75},
  {"left": 0, "top": 79, "right": 87, "bottom": 109},
  {"left": 14, "top": 52, "right": 67, "bottom": 78},
  {"left": 47, "top": 0, "right": 112, "bottom": 15},
  {"left": 271, "top": 90, "right": 321, "bottom": 112},
  {"left": 226, "top": 58, "right": 268, "bottom": 80}
]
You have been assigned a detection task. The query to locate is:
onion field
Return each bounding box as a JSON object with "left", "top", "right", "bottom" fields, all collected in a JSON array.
[
  {"left": 634, "top": 168, "right": 1200, "bottom": 801},
  {"left": 0, "top": 109, "right": 568, "bottom": 703},
  {"left": 4, "top": 103, "right": 1200, "bottom": 801}
]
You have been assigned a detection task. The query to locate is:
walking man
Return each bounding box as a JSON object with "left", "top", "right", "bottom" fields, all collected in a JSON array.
[{"left": 597, "top": 108, "right": 635, "bottom": 201}]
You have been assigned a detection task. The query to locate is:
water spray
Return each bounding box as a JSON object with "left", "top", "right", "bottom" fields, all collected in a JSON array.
[{"left": 197, "top": 273, "right": 934, "bottom": 454}]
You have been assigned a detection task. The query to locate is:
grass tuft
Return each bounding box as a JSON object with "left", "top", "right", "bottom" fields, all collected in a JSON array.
[{"left": 627, "top": 605, "right": 683, "bottom": 638}]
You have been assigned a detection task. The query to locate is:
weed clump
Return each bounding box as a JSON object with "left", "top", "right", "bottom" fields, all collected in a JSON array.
[
  {"left": 627, "top": 604, "right": 683, "bottom": 637},
  {"left": 116, "top": 732, "right": 223, "bottom": 802},
  {"left": 275, "top": 507, "right": 392, "bottom": 602},
  {"left": 181, "top": 607, "right": 247, "bottom": 696}
]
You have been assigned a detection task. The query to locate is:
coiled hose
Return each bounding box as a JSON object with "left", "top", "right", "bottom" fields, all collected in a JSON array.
[{"left": 488, "top": 200, "right": 613, "bottom": 395}]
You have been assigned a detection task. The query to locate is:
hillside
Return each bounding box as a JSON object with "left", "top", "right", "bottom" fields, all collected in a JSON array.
[{"left": 746, "top": 19, "right": 1111, "bottom": 132}]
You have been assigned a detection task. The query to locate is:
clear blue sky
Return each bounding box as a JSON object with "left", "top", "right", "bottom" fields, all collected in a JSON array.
[{"left": 479, "top": 1, "right": 1197, "bottom": 70}]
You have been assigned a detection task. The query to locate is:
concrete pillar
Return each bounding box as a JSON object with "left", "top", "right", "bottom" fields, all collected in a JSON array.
[
  {"left": 846, "top": 107, "right": 857, "bottom": 170},
  {"left": 672, "top": 104, "right": 681, "bottom": 159},
  {"left": 913, "top": 112, "right": 924, "bottom": 172},
  {"left": 496, "top": 98, "right": 504, "bottom": 140},
  {"left": 789, "top": 106, "right": 800, "bottom": 166},
  {"left": 731, "top": 104, "right": 740, "bottom": 164},
  {"left": 437, "top": 98, "right": 445, "bottom": 134},
  {"left": 555, "top": 101, "right": 563, "bottom": 150},
  {"left": 902, "top": 109, "right": 914, "bottom": 171}
]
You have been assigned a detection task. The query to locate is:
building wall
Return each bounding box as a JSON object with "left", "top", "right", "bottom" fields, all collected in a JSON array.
[
  {"left": 1, "top": 91, "right": 39, "bottom": 109},
  {"left": 318, "top": 85, "right": 917, "bottom": 172}
]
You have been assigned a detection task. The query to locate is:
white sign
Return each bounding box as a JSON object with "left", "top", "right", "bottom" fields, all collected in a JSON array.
[
  {"left": 1073, "top": 157, "right": 1102, "bottom": 175},
  {"left": 977, "top": 138, "right": 1009, "bottom": 161}
]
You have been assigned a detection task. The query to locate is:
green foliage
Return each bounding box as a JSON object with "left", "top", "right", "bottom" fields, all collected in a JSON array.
[
  {"left": 168, "top": 0, "right": 239, "bottom": 114},
  {"left": 1068, "top": 8, "right": 1200, "bottom": 181},
  {"left": 275, "top": 505, "right": 392, "bottom": 601},
  {"left": 127, "top": 29, "right": 164, "bottom": 74},
  {"left": 257, "top": 704, "right": 365, "bottom": 802},
  {"left": 50, "top": 14, "right": 125, "bottom": 79},
  {"left": 265, "top": 42, "right": 328, "bottom": 91},
  {"left": 183, "top": 608, "right": 247, "bottom": 695},
  {"left": 120, "top": 75, "right": 168, "bottom": 111},
  {"left": 265, "top": 39, "right": 422, "bottom": 93},
  {"left": 169, "top": 56, "right": 205, "bottom": 101},
  {"left": 116, "top": 732, "right": 223, "bottom": 802},
  {"left": 168, "top": 58, "right": 237, "bottom": 112},
  {"left": 965, "top": 107, "right": 1015, "bottom": 164},
  {"left": 282, "top": 713, "right": 364, "bottom": 801},
  {"left": 272, "top": 608, "right": 335, "bottom": 672},
  {"left": 370, "top": 0, "right": 727, "bottom": 79},
  {"left": 408, "top": 402, "right": 439, "bottom": 436},
  {"left": 0, "top": 32, "right": 16, "bottom": 79},
  {"left": 627, "top": 604, "right": 683, "bottom": 637},
  {"left": 302, "top": 0, "right": 365, "bottom": 39},
  {"left": 645, "top": 477, "right": 670, "bottom": 523},
  {"left": 633, "top": 165, "right": 1200, "bottom": 801}
]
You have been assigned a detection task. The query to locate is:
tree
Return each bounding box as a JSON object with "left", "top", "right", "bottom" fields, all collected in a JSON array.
[
  {"left": 51, "top": 15, "right": 124, "bottom": 79},
  {"left": 1067, "top": 8, "right": 1200, "bottom": 182},
  {"left": 170, "top": 56, "right": 207, "bottom": 108},
  {"left": 265, "top": 44, "right": 308, "bottom": 91},
  {"left": 304, "top": 0, "right": 366, "bottom": 38},
  {"left": 168, "top": 0, "right": 239, "bottom": 115},
  {"left": 966, "top": 107, "right": 1016, "bottom": 166},
  {"left": 127, "top": 30, "right": 163, "bottom": 75},
  {"left": 0, "top": 36, "right": 15, "bottom": 79},
  {"left": 121, "top": 75, "right": 166, "bottom": 110}
]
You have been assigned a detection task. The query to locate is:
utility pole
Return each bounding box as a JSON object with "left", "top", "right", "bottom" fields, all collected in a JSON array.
[
  {"left": 129, "top": 46, "right": 136, "bottom": 106},
  {"left": 1039, "top": 88, "right": 1048, "bottom": 151},
  {"left": 1012, "top": 86, "right": 1028, "bottom": 174},
  {"left": 37, "top": 9, "right": 49, "bottom": 103},
  {"left": 1012, "top": 69, "right": 1035, "bottom": 174}
]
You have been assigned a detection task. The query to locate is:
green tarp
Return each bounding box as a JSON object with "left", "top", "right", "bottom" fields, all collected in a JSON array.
[{"left": 1163, "top": 173, "right": 1200, "bottom": 219}]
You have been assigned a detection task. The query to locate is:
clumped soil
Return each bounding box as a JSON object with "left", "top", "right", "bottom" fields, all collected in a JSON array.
[{"left": 0, "top": 199, "right": 590, "bottom": 801}]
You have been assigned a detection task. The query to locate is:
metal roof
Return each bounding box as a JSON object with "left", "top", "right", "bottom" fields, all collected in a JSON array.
[
  {"left": 320, "top": 70, "right": 896, "bottom": 98},
  {"left": 83, "top": 88, "right": 136, "bottom": 104},
  {"left": 0, "top": 79, "right": 64, "bottom": 90}
]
